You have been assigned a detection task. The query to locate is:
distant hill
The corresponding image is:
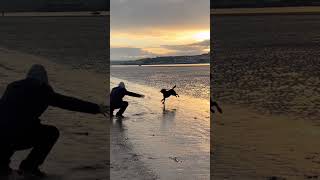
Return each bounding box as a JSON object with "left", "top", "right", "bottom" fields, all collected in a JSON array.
[
  {"left": 111, "top": 53, "right": 210, "bottom": 65},
  {"left": 212, "top": 0, "right": 320, "bottom": 8}
]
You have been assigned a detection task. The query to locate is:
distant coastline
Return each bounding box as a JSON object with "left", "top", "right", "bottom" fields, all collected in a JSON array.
[
  {"left": 111, "top": 53, "right": 210, "bottom": 65},
  {"left": 111, "top": 64, "right": 209, "bottom": 68}
]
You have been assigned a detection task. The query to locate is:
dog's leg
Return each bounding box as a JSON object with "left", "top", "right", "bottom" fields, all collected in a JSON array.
[{"left": 216, "top": 104, "right": 223, "bottom": 113}]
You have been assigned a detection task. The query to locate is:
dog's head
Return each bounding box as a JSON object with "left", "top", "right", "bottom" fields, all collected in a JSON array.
[{"left": 160, "top": 89, "right": 166, "bottom": 94}]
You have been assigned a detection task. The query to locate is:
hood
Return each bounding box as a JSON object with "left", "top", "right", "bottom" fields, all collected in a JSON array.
[
  {"left": 118, "top": 82, "right": 125, "bottom": 88},
  {"left": 26, "top": 64, "right": 49, "bottom": 84}
]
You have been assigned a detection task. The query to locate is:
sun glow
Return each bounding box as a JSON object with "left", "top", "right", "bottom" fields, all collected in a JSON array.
[{"left": 193, "top": 31, "right": 210, "bottom": 41}]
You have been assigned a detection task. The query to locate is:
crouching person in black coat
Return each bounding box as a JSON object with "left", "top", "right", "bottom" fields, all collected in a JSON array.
[
  {"left": 110, "top": 82, "right": 144, "bottom": 118},
  {"left": 0, "top": 64, "right": 108, "bottom": 177}
]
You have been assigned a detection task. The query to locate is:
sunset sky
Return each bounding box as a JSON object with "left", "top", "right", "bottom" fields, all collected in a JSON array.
[{"left": 111, "top": 0, "right": 210, "bottom": 61}]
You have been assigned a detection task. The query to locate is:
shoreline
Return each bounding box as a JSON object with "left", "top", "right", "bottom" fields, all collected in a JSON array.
[
  {"left": 111, "top": 63, "right": 210, "bottom": 67},
  {"left": 110, "top": 74, "right": 210, "bottom": 102}
]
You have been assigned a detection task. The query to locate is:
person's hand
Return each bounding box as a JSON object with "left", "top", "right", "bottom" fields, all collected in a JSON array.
[{"left": 99, "top": 104, "right": 109, "bottom": 117}]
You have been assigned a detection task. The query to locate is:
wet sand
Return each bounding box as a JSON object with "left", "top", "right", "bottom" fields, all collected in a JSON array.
[
  {"left": 212, "top": 105, "right": 320, "bottom": 179},
  {"left": 211, "top": 14, "right": 320, "bottom": 179},
  {"left": 0, "top": 16, "right": 108, "bottom": 74},
  {"left": 0, "top": 48, "right": 109, "bottom": 180},
  {"left": 110, "top": 77, "right": 210, "bottom": 180}
]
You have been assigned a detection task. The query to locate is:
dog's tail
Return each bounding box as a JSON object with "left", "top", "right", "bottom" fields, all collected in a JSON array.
[{"left": 172, "top": 85, "right": 176, "bottom": 89}]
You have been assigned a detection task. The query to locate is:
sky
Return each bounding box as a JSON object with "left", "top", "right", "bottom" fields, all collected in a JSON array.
[{"left": 111, "top": 0, "right": 210, "bottom": 61}]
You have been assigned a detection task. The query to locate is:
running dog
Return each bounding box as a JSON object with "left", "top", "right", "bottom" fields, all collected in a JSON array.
[
  {"left": 211, "top": 100, "right": 223, "bottom": 113},
  {"left": 160, "top": 85, "right": 179, "bottom": 104}
]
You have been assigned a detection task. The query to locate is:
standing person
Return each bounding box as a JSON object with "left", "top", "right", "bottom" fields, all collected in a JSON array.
[
  {"left": 110, "top": 82, "right": 144, "bottom": 118},
  {"left": 0, "top": 64, "right": 108, "bottom": 177}
]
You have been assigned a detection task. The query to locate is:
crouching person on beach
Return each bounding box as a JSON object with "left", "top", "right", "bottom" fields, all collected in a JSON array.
[
  {"left": 110, "top": 82, "right": 144, "bottom": 118},
  {"left": 0, "top": 64, "right": 108, "bottom": 177}
]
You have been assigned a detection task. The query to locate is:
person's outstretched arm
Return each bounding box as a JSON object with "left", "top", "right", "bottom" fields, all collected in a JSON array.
[
  {"left": 125, "top": 90, "right": 144, "bottom": 98},
  {"left": 49, "top": 90, "right": 101, "bottom": 114}
]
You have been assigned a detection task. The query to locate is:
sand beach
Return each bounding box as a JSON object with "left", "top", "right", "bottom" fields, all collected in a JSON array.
[{"left": 211, "top": 13, "right": 320, "bottom": 179}]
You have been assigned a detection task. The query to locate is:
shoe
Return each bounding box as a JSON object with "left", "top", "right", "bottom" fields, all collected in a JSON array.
[
  {"left": 19, "top": 161, "right": 46, "bottom": 178},
  {"left": 116, "top": 114, "right": 125, "bottom": 118},
  {"left": 18, "top": 167, "right": 47, "bottom": 178}
]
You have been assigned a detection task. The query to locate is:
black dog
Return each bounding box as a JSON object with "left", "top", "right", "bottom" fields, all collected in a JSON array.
[
  {"left": 160, "top": 85, "right": 179, "bottom": 104},
  {"left": 211, "top": 100, "right": 222, "bottom": 113}
]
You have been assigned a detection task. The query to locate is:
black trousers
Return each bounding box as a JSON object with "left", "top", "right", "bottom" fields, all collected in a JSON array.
[
  {"left": 0, "top": 124, "right": 59, "bottom": 170},
  {"left": 110, "top": 101, "right": 128, "bottom": 116}
]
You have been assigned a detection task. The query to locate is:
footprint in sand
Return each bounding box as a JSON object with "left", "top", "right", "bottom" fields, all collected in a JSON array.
[
  {"left": 71, "top": 164, "right": 105, "bottom": 171},
  {"left": 267, "top": 176, "right": 286, "bottom": 180},
  {"left": 133, "top": 113, "right": 145, "bottom": 116},
  {"left": 304, "top": 175, "right": 319, "bottom": 179}
]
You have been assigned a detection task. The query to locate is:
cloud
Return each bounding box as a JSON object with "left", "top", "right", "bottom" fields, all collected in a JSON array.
[
  {"left": 111, "top": 47, "right": 157, "bottom": 61},
  {"left": 160, "top": 40, "right": 210, "bottom": 55},
  {"left": 111, "top": 0, "right": 209, "bottom": 30},
  {"left": 111, "top": 40, "right": 210, "bottom": 60}
]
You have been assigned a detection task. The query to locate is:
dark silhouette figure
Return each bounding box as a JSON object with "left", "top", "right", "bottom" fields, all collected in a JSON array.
[
  {"left": 211, "top": 100, "right": 222, "bottom": 114},
  {"left": 110, "top": 82, "right": 144, "bottom": 118},
  {"left": 0, "top": 64, "right": 107, "bottom": 177},
  {"left": 160, "top": 85, "right": 179, "bottom": 104}
]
